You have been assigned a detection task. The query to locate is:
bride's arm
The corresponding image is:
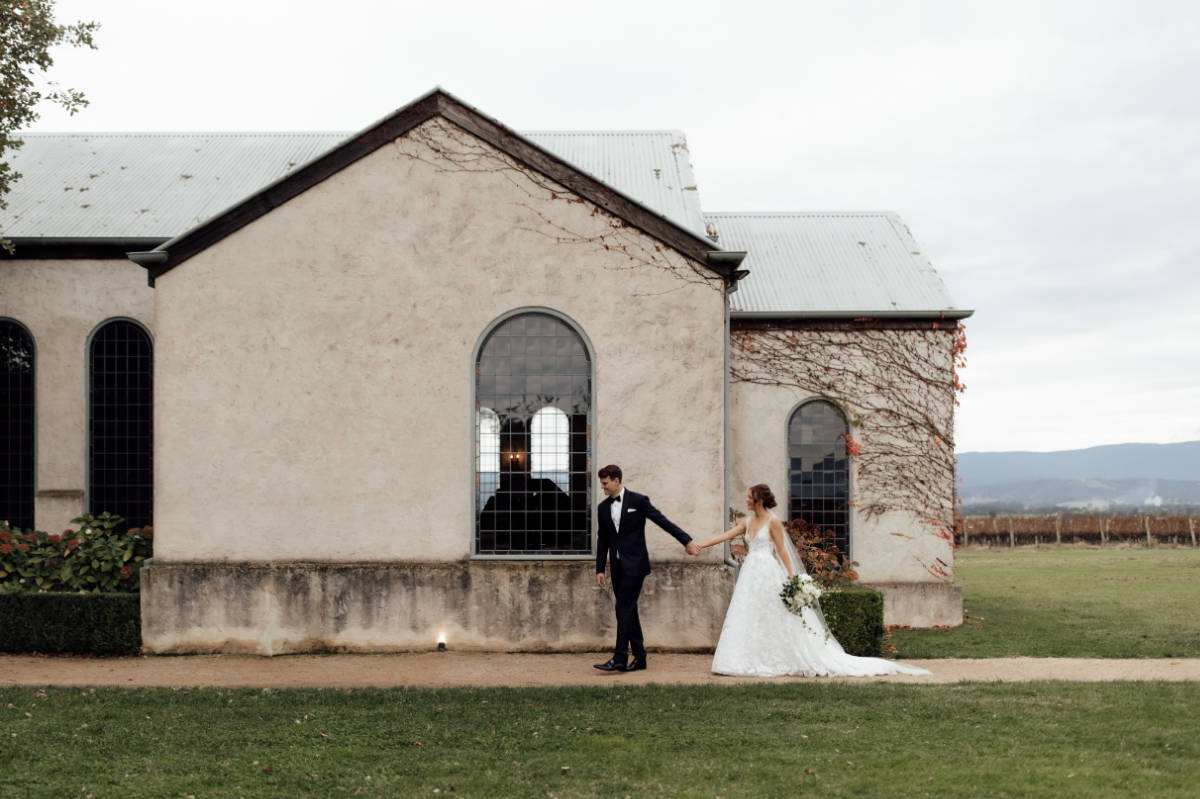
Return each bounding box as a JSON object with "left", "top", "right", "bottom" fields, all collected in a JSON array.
[
  {"left": 694, "top": 519, "right": 748, "bottom": 551},
  {"left": 769, "top": 519, "right": 795, "bottom": 578}
]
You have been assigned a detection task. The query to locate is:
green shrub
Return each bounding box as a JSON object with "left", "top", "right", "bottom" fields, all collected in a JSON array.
[
  {"left": 0, "top": 592, "right": 141, "bottom": 654},
  {"left": 0, "top": 512, "right": 152, "bottom": 593},
  {"left": 821, "top": 584, "right": 885, "bottom": 657}
]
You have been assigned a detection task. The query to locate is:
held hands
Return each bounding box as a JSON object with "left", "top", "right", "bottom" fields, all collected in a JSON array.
[{"left": 685, "top": 541, "right": 702, "bottom": 556}]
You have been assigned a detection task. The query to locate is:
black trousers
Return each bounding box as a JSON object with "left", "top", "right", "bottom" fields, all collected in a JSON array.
[{"left": 610, "top": 560, "right": 646, "bottom": 660}]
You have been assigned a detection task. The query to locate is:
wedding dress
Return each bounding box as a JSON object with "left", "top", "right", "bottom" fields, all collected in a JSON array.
[{"left": 711, "top": 515, "right": 932, "bottom": 677}]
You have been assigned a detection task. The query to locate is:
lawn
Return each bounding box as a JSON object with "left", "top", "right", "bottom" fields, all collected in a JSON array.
[
  {"left": 888, "top": 547, "right": 1200, "bottom": 659},
  {"left": 3, "top": 682, "right": 1199, "bottom": 798}
]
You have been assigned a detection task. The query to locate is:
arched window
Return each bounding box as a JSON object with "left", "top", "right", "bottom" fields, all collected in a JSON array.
[
  {"left": 787, "top": 399, "right": 850, "bottom": 557},
  {"left": 0, "top": 319, "right": 35, "bottom": 531},
  {"left": 475, "top": 311, "right": 591, "bottom": 556},
  {"left": 88, "top": 320, "right": 153, "bottom": 530}
]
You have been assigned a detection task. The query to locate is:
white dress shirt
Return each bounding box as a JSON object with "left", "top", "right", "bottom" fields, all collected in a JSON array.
[{"left": 610, "top": 488, "right": 626, "bottom": 533}]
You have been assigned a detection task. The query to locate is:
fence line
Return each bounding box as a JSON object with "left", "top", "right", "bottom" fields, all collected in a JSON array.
[{"left": 959, "top": 513, "right": 1199, "bottom": 547}]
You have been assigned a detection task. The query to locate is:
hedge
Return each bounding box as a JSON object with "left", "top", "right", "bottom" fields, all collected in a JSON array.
[
  {"left": 0, "top": 592, "right": 141, "bottom": 655},
  {"left": 820, "top": 583, "right": 885, "bottom": 657}
]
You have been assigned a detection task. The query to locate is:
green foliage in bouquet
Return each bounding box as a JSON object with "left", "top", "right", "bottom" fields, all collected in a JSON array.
[{"left": 0, "top": 512, "right": 153, "bottom": 593}]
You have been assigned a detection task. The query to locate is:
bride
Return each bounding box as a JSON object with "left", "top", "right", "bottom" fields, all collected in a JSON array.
[{"left": 694, "top": 483, "right": 931, "bottom": 678}]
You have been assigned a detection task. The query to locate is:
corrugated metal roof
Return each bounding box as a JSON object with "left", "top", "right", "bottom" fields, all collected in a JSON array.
[
  {"left": 0, "top": 130, "right": 707, "bottom": 239},
  {"left": 707, "top": 212, "right": 967, "bottom": 317},
  {"left": 523, "top": 131, "right": 706, "bottom": 236},
  {"left": 1, "top": 133, "right": 347, "bottom": 238}
]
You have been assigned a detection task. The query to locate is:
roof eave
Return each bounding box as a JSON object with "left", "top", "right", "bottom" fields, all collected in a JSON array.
[
  {"left": 730, "top": 309, "right": 975, "bottom": 320},
  {"left": 3, "top": 237, "right": 168, "bottom": 259}
]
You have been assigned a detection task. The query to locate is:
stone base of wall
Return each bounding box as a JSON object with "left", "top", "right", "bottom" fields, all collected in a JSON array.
[
  {"left": 140, "top": 560, "right": 737, "bottom": 655},
  {"left": 869, "top": 581, "right": 964, "bottom": 628},
  {"left": 140, "top": 562, "right": 962, "bottom": 654}
]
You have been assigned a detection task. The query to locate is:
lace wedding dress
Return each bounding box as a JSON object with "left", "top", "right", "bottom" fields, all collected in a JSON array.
[{"left": 711, "top": 515, "right": 931, "bottom": 677}]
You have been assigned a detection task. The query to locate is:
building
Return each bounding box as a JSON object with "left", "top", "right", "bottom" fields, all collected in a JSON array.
[{"left": 0, "top": 89, "right": 971, "bottom": 653}]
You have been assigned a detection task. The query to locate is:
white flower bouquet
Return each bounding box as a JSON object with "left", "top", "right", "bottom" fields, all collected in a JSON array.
[{"left": 779, "top": 573, "right": 823, "bottom": 616}]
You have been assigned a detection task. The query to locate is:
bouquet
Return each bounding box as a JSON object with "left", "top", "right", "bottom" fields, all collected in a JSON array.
[{"left": 779, "top": 573, "right": 822, "bottom": 616}]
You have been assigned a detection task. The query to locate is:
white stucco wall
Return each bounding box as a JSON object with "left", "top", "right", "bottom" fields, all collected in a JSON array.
[
  {"left": 0, "top": 257, "right": 154, "bottom": 532},
  {"left": 152, "top": 118, "right": 726, "bottom": 563},
  {"left": 729, "top": 326, "right": 957, "bottom": 587}
]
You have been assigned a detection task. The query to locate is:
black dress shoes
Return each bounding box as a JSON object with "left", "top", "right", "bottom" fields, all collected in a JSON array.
[
  {"left": 623, "top": 657, "right": 647, "bottom": 672},
  {"left": 593, "top": 657, "right": 628, "bottom": 672}
]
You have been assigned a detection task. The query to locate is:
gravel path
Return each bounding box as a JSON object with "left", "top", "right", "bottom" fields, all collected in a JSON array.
[{"left": 3, "top": 653, "right": 1200, "bottom": 688}]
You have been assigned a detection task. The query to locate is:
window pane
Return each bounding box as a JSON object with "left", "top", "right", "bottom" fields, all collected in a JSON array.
[
  {"left": 531, "top": 406, "right": 569, "bottom": 492},
  {"left": 787, "top": 400, "right": 849, "bottom": 557},
  {"left": 476, "top": 313, "right": 591, "bottom": 555},
  {"left": 0, "top": 321, "right": 35, "bottom": 531},
  {"left": 89, "top": 321, "right": 153, "bottom": 530},
  {"left": 477, "top": 408, "right": 500, "bottom": 509}
]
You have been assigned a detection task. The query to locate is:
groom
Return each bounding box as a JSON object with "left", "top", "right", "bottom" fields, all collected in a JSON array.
[{"left": 594, "top": 464, "right": 701, "bottom": 673}]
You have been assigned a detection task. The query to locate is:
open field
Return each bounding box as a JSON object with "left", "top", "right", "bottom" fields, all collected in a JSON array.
[
  {"left": 3, "top": 682, "right": 1199, "bottom": 798},
  {"left": 888, "top": 547, "right": 1200, "bottom": 659}
]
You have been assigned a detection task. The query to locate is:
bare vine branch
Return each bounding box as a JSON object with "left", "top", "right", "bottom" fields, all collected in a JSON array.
[
  {"left": 393, "top": 119, "right": 724, "bottom": 294},
  {"left": 732, "top": 319, "right": 967, "bottom": 575}
]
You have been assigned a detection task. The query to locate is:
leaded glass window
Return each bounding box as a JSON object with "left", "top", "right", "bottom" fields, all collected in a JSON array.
[
  {"left": 88, "top": 320, "right": 153, "bottom": 530},
  {"left": 787, "top": 400, "right": 850, "bottom": 557},
  {"left": 1, "top": 320, "right": 35, "bottom": 531},
  {"left": 475, "top": 312, "right": 591, "bottom": 555}
]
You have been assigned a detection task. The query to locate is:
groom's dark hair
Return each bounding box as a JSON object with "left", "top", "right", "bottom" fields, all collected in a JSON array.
[{"left": 598, "top": 464, "right": 622, "bottom": 482}]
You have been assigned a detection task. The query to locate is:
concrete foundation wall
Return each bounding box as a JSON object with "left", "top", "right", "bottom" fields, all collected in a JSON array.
[
  {"left": 874, "top": 582, "right": 963, "bottom": 628},
  {"left": 140, "top": 561, "right": 736, "bottom": 655}
]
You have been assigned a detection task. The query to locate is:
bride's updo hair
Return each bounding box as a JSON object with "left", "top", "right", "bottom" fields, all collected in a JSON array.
[{"left": 749, "top": 483, "right": 777, "bottom": 509}]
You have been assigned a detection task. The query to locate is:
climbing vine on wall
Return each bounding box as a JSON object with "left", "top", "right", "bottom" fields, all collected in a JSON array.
[
  {"left": 732, "top": 318, "right": 967, "bottom": 578},
  {"left": 392, "top": 118, "right": 725, "bottom": 294}
]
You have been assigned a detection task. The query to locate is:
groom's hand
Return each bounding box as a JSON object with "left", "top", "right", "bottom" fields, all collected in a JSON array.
[
  {"left": 685, "top": 541, "right": 701, "bottom": 556},
  {"left": 596, "top": 572, "right": 606, "bottom": 588}
]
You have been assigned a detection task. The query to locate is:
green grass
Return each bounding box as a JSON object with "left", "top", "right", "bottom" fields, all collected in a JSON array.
[
  {"left": 3, "top": 683, "right": 1198, "bottom": 798},
  {"left": 889, "top": 547, "right": 1200, "bottom": 659}
]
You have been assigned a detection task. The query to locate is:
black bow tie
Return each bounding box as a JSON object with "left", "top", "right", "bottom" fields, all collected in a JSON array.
[{"left": 613, "top": 496, "right": 621, "bottom": 503}]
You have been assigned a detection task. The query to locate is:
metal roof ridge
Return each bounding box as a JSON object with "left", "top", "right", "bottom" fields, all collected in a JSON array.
[
  {"left": 522, "top": 130, "right": 686, "bottom": 136},
  {"left": 705, "top": 211, "right": 899, "bottom": 218},
  {"left": 20, "top": 129, "right": 687, "bottom": 138},
  {"left": 16, "top": 131, "right": 350, "bottom": 138},
  {"left": 129, "top": 88, "right": 731, "bottom": 283}
]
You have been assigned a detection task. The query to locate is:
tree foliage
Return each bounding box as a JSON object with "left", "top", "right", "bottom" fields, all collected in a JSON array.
[{"left": 0, "top": 0, "right": 98, "bottom": 248}]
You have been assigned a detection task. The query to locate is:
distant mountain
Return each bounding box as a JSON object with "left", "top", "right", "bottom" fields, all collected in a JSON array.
[{"left": 957, "top": 441, "right": 1200, "bottom": 511}]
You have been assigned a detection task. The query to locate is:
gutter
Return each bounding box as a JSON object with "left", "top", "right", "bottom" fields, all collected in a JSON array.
[
  {"left": 732, "top": 309, "right": 975, "bottom": 320},
  {"left": 3, "top": 237, "right": 168, "bottom": 260},
  {"left": 711, "top": 251, "right": 748, "bottom": 568},
  {"left": 127, "top": 249, "right": 169, "bottom": 285}
]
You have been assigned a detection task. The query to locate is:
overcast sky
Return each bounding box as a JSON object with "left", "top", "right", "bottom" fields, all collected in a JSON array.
[{"left": 26, "top": 0, "right": 1200, "bottom": 453}]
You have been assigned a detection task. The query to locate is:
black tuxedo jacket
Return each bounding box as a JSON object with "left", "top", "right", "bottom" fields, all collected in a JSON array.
[{"left": 596, "top": 490, "right": 692, "bottom": 577}]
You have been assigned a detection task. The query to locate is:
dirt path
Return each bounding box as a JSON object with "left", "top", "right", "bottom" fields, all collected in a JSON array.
[{"left": 3, "top": 653, "right": 1200, "bottom": 688}]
